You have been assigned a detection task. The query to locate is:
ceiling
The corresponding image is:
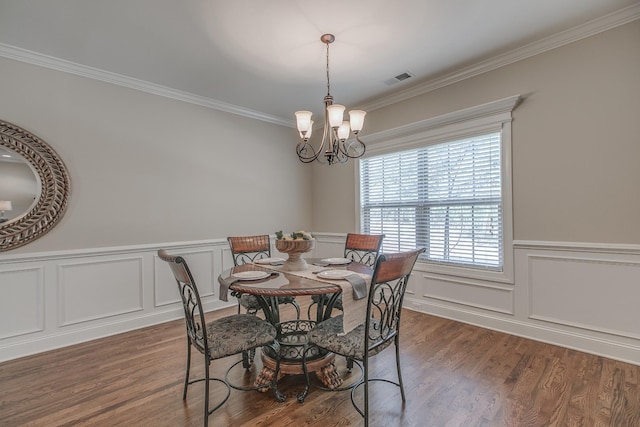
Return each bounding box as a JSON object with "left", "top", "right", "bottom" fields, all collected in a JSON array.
[{"left": 0, "top": 0, "right": 638, "bottom": 127}]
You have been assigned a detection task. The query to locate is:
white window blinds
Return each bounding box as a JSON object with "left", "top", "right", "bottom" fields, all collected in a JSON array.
[{"left": 360, "top": 132, "right": 503, "bottom": 270}]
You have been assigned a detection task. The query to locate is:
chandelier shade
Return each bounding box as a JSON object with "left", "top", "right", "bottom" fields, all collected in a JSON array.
[{"left": 295, "top": 34, "right": 367, "bottom": 165}]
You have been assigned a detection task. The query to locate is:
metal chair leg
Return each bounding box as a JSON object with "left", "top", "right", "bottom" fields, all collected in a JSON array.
[
  {"left": 270, "top": 342, "right": 286, "bottom": 403},
  {"left": 346, "top": 357, "right": 354, "bottom": 372},
  {"left": 241, "top": 350, "right": 250, "bottom": 370},
  {"left": 183, "top": 341, "right": 191, "bottom": 400},
  {"left": 363, "top": 357, "right": 369, "bottom": 427},
  {"left": 203, "top": 355, "right": 210, "bottom": 427},
  {"left": 395, "top": 337, "right": 406, "bottom": 402},
  {"left": 296, "top": 345, "right": 313, "bottom": 403}
]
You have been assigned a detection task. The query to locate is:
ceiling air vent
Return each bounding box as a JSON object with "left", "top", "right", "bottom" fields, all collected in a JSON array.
[{"left": 384, "top": 71, "right": 414, "bottom": 85}]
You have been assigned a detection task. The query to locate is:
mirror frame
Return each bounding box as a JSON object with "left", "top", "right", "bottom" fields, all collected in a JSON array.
[{"left": 0, "top": 120, "right": 70, "bottom": 251}]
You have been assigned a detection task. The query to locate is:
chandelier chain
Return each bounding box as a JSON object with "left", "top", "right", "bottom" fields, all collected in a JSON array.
[{"left": 325, "top": 40, "right": 331, "bottom": 96}]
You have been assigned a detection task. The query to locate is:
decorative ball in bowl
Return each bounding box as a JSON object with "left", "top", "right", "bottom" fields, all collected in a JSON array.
[{"left": 275, "top": 233, "right": 315, "bottom": 271}]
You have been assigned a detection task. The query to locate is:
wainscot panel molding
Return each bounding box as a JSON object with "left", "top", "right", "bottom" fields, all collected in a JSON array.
[
  {"left": 0, "top": 266, "right": 44, "bottom": 340},
  {"left": 420, "top": 273, "right": 514, "bottom": 315},
  {"left": 1, "top": 236, "right": 638, "bottom": 366},
  {"left": 403, "top": 240, "right": 640, "bottom": 366},
  {"left": 58, "top": 256, "right": 145, "bottom": 327}
]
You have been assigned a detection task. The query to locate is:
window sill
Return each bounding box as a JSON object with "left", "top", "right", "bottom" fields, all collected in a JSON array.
[{"left": 413, "top": 259, "right": 514, "bottom": 285}]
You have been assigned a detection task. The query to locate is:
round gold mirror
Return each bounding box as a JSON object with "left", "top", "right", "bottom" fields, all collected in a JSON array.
[{"left": 0, "top": 120, "right": 70, "bottom": 251}]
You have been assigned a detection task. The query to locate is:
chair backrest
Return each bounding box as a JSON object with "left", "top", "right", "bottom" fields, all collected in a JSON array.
[
  {"left": 158, "top": 249, "right": 209, "bottom": 355},
  {"left": 343, "top": 233, "right": 384, "bottom": 267},
  {"left": 365, "top": 247, "right": 425, "bottom": 355},
  {"left": 227, "top": 235, "right": 271, "bottom": 266}
]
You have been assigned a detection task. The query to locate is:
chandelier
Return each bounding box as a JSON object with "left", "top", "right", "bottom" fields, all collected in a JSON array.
[{"left": 295, "top": 34, "right": 366, "bottom": 165}]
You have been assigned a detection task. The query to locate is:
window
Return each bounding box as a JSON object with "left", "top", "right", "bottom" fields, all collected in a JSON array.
[
  {"left": 360, "top": 132, "right": 502, "bottom": 269},
  {"left": 356, "top": 95, "right": 518, "bottom": 279}
]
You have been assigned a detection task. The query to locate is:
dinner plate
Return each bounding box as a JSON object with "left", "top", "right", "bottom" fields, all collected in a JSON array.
[
  {"left": 317, "top": 269, "right": 354, "bottom": 280},
  {"left": 321, "top": 257, "right": 352, "bottom": 265},
  {"left": 254, "top": 257, "right": 285, "bottom": 264},
  {"left": 232, "top": 271, "right": 270, "bottom": 281}
]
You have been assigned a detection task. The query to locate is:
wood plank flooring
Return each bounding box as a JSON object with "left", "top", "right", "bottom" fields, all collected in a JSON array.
[{"left": 1, "top": 297, "right": 638, "bottom": 426}]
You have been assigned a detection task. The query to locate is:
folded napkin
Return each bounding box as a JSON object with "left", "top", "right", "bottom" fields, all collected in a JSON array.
[
  {"left": 343, "top": 273, "right": 367, "bottom": 299},
  {"left": 217, "top": 275, "right": 236, "bottom": 302},
  {"left": 338, "top": 274, "right": 368, "bottom": 335},
  {"left": 217, "top": 272, "right": 277, "bottom": 302}
]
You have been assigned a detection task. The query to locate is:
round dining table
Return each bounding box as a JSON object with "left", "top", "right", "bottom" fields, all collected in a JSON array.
[{"left": 217, "top": 258, "right": 373, "bottom": 392}]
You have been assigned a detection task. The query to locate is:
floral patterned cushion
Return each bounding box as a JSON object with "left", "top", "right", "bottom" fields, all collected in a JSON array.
[
  {"left": 308, "top": 315, "right": 394, "bottom": 360},
  {"left": 204, "top": 314, "right": 276, "bottom": 359}
]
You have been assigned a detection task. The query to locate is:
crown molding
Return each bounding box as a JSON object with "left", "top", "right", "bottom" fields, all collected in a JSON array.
[
  {"left": 0, "top": 43, "right": 293, "bottom": 128},
  {"left": 0, "top": 4, "right": 637, "bottom": 128},
  {"left": 359, "top": 3, "right": 640, "bottom": 112}
]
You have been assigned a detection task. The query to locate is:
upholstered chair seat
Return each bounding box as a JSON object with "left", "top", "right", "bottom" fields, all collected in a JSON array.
[{"left": 307, "top": 315, "right": 392, "bottom": 358}]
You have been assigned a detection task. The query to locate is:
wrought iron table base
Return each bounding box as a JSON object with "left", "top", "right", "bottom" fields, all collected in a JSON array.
[{"left": 253, "top": 319, "right": 344, "bottom": 391}]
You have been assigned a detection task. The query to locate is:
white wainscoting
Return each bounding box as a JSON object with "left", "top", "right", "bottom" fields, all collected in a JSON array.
[
  {"left": 0, "top": 236, "right": 335, "bottom": 363},
  {"left": 403, "top": 241, "right": 640, "bottom": 366},
  {"left": 1, "top": 235, "right": 639, "bottom": 366}
]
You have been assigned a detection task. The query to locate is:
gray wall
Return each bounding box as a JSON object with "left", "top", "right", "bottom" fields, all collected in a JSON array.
[
  {"left": 0, "top": 56, "right": 312, "bottom": 253},
  {"left": 310, "top": 20, "right": 640, "bottom": 245},
  {"left": 2, "top": 21, "right": 637, "bottom": 252}
]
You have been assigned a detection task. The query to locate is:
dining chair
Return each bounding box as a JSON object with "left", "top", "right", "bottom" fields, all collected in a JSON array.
[
  {"left": 158, "top": 249, "right": 284, "bottom": 427},
  {"left": 343, "top": 233, "right": 385, "bottom": 266},
  {"left": 227, "top": 235, "right": 300, "bottom": 319},
  {"left": 227, "top": 235, "right": 301, "bottom": 368},
  {"left": 308, "top": 233, "right": 384, "bottom": 318},
  {"left": 298, "top": 247, "right": 425, "bottom": 426}
]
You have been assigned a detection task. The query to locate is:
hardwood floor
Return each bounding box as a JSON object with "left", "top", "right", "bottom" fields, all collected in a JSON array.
[{"left": 1, "top": 297, "right": 638, "bottom": 426}]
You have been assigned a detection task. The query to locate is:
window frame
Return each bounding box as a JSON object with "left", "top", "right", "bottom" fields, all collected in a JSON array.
[{"left": 355, "top": 95, "right": 520, "bottom": 284}]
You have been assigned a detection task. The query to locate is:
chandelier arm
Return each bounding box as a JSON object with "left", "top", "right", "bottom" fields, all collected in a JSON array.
[
  {"left": 333, "top": 147, "right": 349, "bottom": 164},
  {"left": 296, "top": 141, "right": 323, "bottom": 163},
  {"left": 337, "top": 134, "right": 367, "bottom": 159}
]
